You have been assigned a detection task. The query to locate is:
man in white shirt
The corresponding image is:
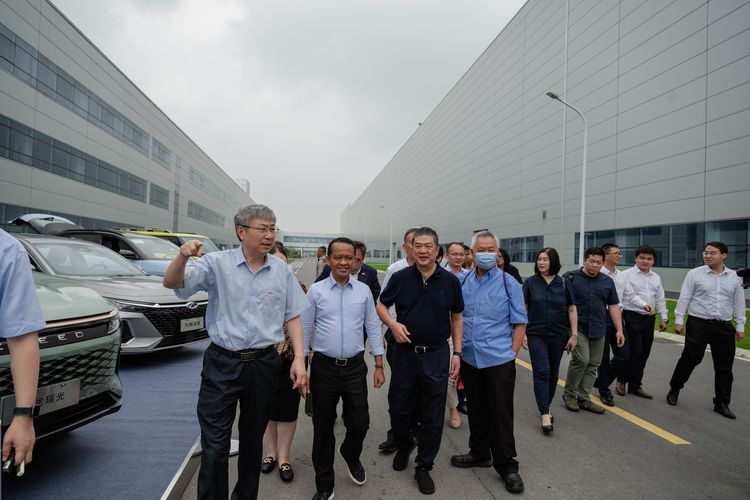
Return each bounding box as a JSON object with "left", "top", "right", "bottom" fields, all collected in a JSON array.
[
  {"left": 620, "top": 245, "right": 668, "bottom": 399},
  {"left": 595, "top": 243, "right": 651, "bottom": 407},
  {"left": 667, "top": 241, "right": 746, "bottom": 419},
  {"left": 379, "top": 227, "right": 419, "bottom": 453}
]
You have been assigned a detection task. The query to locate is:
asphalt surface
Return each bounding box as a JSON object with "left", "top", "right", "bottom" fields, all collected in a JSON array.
[{"left": 175, "top": 259, "right": 750, "bottom": 500}]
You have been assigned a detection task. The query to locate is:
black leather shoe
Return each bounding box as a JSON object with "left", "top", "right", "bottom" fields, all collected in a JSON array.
[
  {"left": 279, "top": 462, "right": 294, "bottom": 482},
  {"left": 378, "top": 438, "right": 398, "bottom": 454},
  {"left": 599, "top": 391, "right": 615, "bottom": 407},
  {"left": 450, "top": 453, "right": 492, "bottom": 468},
  {"left": 393, "top": 441, "right": 416, "bottom": 471},
  {"left": 340, "top": 445, "right": 366, "bottom": 485},
  {"left": 500, "top": 472, "right": 525, "bottom": 493},
  {"left": 414, "top": 466, "right": 435, "bottom": 494},
  {"left": 713, "top": 403, "right": 737, "bottom": 419},
  {"left": 260, "top": 456, "right": 277, "bottom": 474},
  {"left": 311, "top": 490, "right": 334, "bottom": 500},
  {"left": 666, "top": 388, "right": 679, "bottom": 406}
]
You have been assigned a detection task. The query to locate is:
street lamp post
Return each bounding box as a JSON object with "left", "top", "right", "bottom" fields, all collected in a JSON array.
[
  {"left": 379, "top": 204, "right": 393, "bottom": 264},
  {"left": 547, "top": 91, "right": 588, "bottom": 267}
]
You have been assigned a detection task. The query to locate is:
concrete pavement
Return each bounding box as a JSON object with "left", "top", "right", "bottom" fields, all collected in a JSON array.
[{"left": 170, "top": 258, "right": 750, "bottom": 499}]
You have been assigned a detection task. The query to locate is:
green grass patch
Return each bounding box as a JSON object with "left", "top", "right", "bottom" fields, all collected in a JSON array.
[
  {"left": 661, "top": 299, "right": 749, "bottom": 350},
  {"left": 370, "top": 262, "right": 389, "bottom": 271}
]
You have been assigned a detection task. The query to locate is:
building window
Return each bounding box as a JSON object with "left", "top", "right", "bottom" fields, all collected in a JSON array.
[
  {"left": 151, "top": 138, "right": 171, "bottom": 169},
  {"left": 0, "top": 113, "right": 147, "bottom": 203},
  {"left": 187, "top": 200, "right": 225, "bottom": 227},
  {"left": 188, "top": 166, "right": 230, "bottom": 204},
  {"left": 149, "top": 183, "right": 170, "bottom": 210},
  {"left": 499, "top": 235, "right": 543, "bottom": 263}
]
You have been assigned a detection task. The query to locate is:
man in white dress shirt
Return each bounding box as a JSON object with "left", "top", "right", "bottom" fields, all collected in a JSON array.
[
  {"left": 667, "top": 241, "right": 746, "bottom": 419},
  {"left": 620, "top": 245, "right": 668, "bottom": 398}
]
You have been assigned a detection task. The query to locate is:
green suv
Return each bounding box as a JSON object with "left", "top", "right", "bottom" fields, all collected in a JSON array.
[{"left": 0, "top": 272, "right": 123, "bottom": 439}]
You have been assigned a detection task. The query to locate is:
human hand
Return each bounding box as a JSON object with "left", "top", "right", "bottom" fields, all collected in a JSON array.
[
  {"left": 179, "top": 239, "right": 203, "bottom": 258},
  {"left": 674, "top": 324, "right": 684, "bottom": 335},
  {"left": 374, "top": 367, "right": 385, "bottom": 388},
  {"left": 644, "top": 304, "right": 653, "bottom": 314},
  {"left": 2, "top": 417, "right": 34, "bottom": 466},
  {"left": 658, "top": 320, "right": 668, "bottom": 332},
  {"left": 737, "top": 331, "right": 745, "bottom": 342},
  {"left": 290, "top": 358, "right": 308, "bottom": 398},
  {"left": 616, "top": 331, "right": 625, "bottom": 348},
  {"left": 449, "top": 355, "right": 461, "bottom": 382},
  {"left": 566, "top": 334, "right": 578, "bottom": 353},
  {"left": 391, "top": 323, "right": 412, "bottom": 344}
]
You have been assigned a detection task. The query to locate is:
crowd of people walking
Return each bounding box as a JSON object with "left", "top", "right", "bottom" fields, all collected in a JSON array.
[{"left": 160, "top": 204, "right": 745, "bottom": 500}]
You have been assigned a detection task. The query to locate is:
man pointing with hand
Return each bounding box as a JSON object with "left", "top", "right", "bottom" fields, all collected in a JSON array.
[{"left": 163, "top": 204, "right": 308, "bottom": 500}]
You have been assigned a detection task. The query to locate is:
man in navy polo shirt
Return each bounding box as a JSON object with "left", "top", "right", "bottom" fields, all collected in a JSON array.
[
  {"left": 377, "top": 227, "right": 464, "bottom": 495},
  {"left": 562, "top": 247, "right": 623, "bottom": 415}
]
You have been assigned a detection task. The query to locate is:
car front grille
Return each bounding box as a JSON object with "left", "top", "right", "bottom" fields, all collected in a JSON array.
[
  {"left": 143, "top": 303, "right": 207, "bottom": 336},
  {"left": 157, "top": 329, "right": 210, "bottom": 348},
  {"left": 0, "top": 343, "right": 119, "bottom": 397}
]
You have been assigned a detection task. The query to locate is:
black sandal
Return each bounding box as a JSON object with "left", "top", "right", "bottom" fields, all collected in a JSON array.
[
  {"left": 260, "top": 456, "right": 277, "bottom": 474},
  {"left": 279, "top": 462, "right": 294, "bottom": 482}
]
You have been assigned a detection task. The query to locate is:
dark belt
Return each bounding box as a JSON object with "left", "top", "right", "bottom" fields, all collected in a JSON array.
[
  {"left": 209, "top": 342, "right": 275, "bottom": 361},
  {"left": 314, "top": 351, "right": 364, "bottom": 367},
  {"left": 689, "top": 317, "right": 732, "bottom": 326},
  {"left": 401, "top": 340, "right": 446, "bottom": 354}
]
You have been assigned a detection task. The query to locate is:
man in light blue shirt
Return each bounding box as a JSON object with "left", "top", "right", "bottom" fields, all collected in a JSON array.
[
  {"left": 450, "top": 231, "right": 527, "bottom": 494},
  {"left": 163, "top": 205, "right": 308, "bottom": 500},
  {"left": 0, "top": 229, "right": 42, "bottom": 474},
  {"left": 303, "top": 237, "right": 385, "bottom": 500}
]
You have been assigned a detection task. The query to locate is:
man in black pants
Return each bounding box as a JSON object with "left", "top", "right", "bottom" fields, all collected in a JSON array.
[
  {"left": 667, "top": 241, "right": 745, "bottom": 419},
  {"left": 303, "top": 238, "right": 386, "bottom": 500},
  {"left": 164, "top": 205, "right": 308, "bottom": 500},
  {"left": 377, "top": 227, "right": 464, "bottom": 495}
]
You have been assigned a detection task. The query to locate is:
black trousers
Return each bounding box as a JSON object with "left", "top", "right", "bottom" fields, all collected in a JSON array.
[
  {"left": 388, "top": 341, "right": 449, "bottom": 469},
  {"left": 461, "top": 359, "right": 518, "bottom": 474},
  {"left": 595, "top": 317, "right": 629, "bottom": 396},
  {"left": 383, "top": 332, "right": 419, "bottom": 443},
  {"left": 311, "top": 353, "right": 369, "bottom": 492},
  {"left": 621, "top": 311, "right": 655, "bottom": 390},
  {"left": 669, "top": 316, "right": 736, "bottom": 405},
  {"left": 196, "top": 345, "right": 282, "bottom": 500}
]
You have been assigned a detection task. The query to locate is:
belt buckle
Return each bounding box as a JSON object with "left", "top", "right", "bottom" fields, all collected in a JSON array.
[
  {"left": 334, "top": 358, "right": 348, "bottom": 367},
  {"left": 414, "top": 345, "right": 427, "bottom": 354},
  {"left": 240, "top": 352, "right": 254, "bottom": 362}
]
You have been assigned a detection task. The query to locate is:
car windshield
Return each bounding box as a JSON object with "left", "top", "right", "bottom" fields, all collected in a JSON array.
[
  {"left": 34, "top": 241, "right": 144, "bottom": 276},
  {"left": 124, "top": 235, "right": 180, "bottom": 260},
  {"left": 181, "top": 236, "right": 220, "bottom": 254}
]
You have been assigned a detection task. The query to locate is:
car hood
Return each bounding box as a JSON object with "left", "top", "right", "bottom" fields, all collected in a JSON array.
[
  {"left": 33, "top": 273, "right": 113, "bottom": 322},
  {"left": 68, "top": 275, "right": 207, "bottom": 304}
]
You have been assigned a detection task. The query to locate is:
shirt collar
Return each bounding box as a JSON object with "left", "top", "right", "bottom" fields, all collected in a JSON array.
[
  {"left": 701, "top": 264, "right": 729, "bottom": 276},
  {"left": 232, "top": 247, "right": 271, "bottom": 270},
  {"left": 632, "top": 265, "right": 653, "bottom": 275},
  {"left": 326, "top": 272, "right": 356, "bottom": 289}
]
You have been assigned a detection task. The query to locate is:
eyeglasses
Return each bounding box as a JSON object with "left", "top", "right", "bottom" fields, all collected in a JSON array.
[
  {"left": 607, "top": 251, "right": 622, "bottom": 256},
  {"left": 702, "top": 251, "right": 720, "bottom": 256},
  {"left": 240, "top": 225, "right": 279, "bottom": 234}
]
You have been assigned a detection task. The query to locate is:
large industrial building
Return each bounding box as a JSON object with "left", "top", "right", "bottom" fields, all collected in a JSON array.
[
  {"left": 341, "top": 0, "right": 750, "bottom": 294},
  {"left": 0, "top": 0, "right": 253, "bottom": 248}
]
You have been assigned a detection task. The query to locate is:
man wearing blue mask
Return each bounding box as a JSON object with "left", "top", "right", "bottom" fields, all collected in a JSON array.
[{"left": 450, "top": 230, "right": 527, "bottom": 494}]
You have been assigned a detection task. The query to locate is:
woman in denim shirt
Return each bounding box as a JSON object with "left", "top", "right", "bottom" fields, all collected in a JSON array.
[{"left": 522, "top": 248, "right": 578, "bottom": 434}]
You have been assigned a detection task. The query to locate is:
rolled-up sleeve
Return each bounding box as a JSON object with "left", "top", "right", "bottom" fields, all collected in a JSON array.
[
  {"left": 175, "top": 258, "right": 214, "bottom": 299},
  {"left": 365, "top": 296, "right": 384, "bottom": 356}
]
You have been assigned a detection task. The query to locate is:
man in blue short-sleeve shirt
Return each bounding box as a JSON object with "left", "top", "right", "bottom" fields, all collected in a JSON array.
[
  {"left": 449, "top": 231, "right": 528, "bottom": 494},
  {"left": 163, "top": 205, "right": 307, "bottom": 500},
  {"left": 561, "top": 247, "right": 622, "bottom": 415},
  {"left": 377, "top": 227, "right": 463, "bottom": 495},
  {"left": 0, "top": 229, "right": 42, "bottom": 473}
]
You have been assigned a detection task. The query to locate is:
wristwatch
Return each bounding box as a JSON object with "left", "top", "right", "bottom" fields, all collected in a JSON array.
[
  {"left": 13, "top": 405, "right": 39, "bottom": 418},
  {"left": 452, "top": 351, "right": 463, "bottom": 358}
]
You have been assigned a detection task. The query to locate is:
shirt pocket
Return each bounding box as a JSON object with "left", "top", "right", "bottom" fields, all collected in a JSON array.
[
  {"left": 257, "top": 285, "right": 284, "bottom": 319},
  {"left": 483, "top": 290, "right": 509, "bottom": 321}
]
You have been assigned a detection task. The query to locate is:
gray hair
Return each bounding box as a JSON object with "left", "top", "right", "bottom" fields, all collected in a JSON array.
[
  {"left": 234, "top": 204, "right": 276, "bottom": 228},
  {"left": 470, "top": 230, "right": 499, "bottom": 249}
]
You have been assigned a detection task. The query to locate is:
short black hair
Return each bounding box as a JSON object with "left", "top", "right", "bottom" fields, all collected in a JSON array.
[
  {"left": 436, "top": 246, "right": 444, "bottom": 263},
  {"left": 634, "top": 244, "right": 656, "bottom": 258},
  {"left": 601, "top": 242, "right": 619, "bottom": 256},
  {"left": 317, "top": 245, "right": 326, "bottom": 252},
  {"left": 404, "top": 227, "right": 420, "bottom": 243},
  {"left": 447, "top": 242, "right": 464, "bottom": 253},
  {"left": 412, "top": 226, "right": 439, "bottom": 246},
  {"left": 534, "top": 247, "right": 561, "bottom": 276},
  {"left": 353, "top": 240, "right": 366, "bottom": 256},
  {"left": 705, "top": 241, "right": 728, "bottom": 255},
  {"left": 327, "top": 237, "right": 355, "bottom": 256},
  {"left": 498, "top": 248, "right": 511, "bottom": 271},
  {"left": 584, "top": 247, "right": 605, "bottom": 260},
  {"left": 270, "top": 242, "right": 287, "bottom": 259}
]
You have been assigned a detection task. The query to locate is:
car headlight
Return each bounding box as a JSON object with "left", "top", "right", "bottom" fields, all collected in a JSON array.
[
  {"left": 112, "top": 300, "right": 148, "bottom": 312},
  {"left": 107, "top": 314, "right": 121, "bottom": 334}
]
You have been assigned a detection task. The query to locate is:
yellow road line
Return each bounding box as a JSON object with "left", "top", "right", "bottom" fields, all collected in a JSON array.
[{"left": 515, "top": 358, "right": 691, "bottom": 445}]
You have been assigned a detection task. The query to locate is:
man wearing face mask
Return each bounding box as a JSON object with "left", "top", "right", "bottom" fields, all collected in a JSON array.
[{"left": 450, "top": 231, "right": 527, "bottom": 494}]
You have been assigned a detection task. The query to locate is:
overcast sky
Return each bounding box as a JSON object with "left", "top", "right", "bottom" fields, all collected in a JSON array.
[{"left": 54, "top": 0, "right": 527, "bottom": 233}]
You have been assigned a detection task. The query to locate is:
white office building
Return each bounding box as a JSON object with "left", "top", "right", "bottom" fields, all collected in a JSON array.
[
  {"left": 0, "top": 0, "right": 253, "bottom": 248},
  {"left": 342, "top": 0, "right": 750, "bottom": 294}
]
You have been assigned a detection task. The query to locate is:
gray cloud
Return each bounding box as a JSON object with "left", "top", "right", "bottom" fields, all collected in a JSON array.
[{"left": 53, "top": 0, "right": 526, "bottom": 232}]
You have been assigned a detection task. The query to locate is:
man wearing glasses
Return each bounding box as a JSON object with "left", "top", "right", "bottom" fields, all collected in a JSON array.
[
  {"left": 377, "top": 227, "right": 463, "bottom": 495},
  {"left": 163, "top": 204, "right": 308, "bottom": 500},
  {"left": 667, "top": 241, "right": 745, "bottom": 419},
  {"left": 562, "top": 247, "right": 623, "bottom": 415}
]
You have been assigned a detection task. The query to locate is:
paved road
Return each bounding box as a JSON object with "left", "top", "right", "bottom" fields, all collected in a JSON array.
[{"left": 176, "top": 259, "right": 750, "bottom": 499}]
